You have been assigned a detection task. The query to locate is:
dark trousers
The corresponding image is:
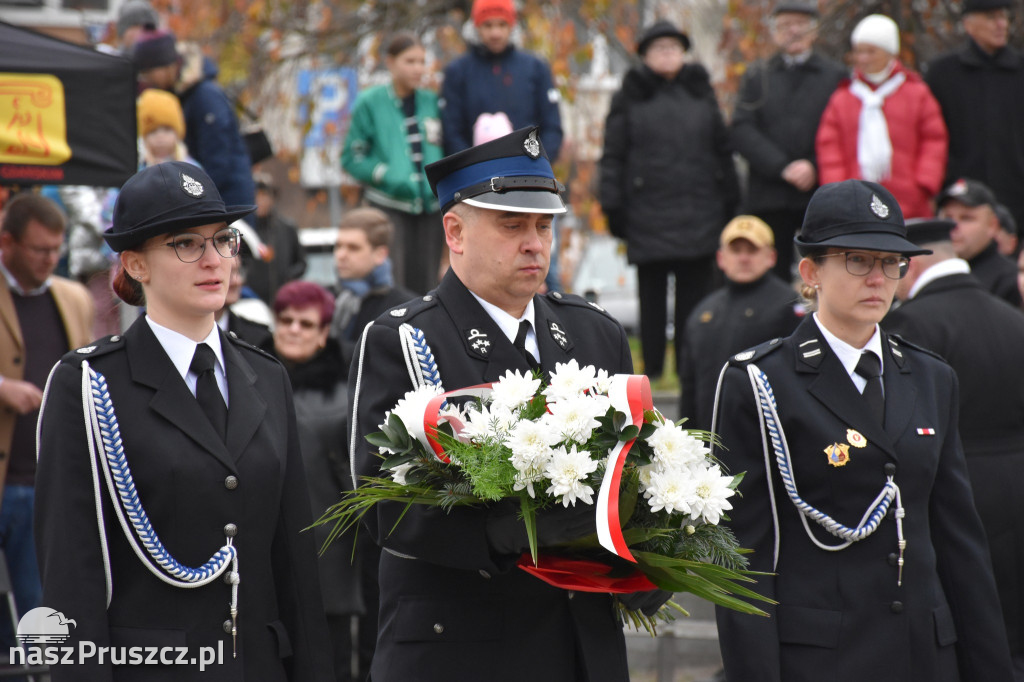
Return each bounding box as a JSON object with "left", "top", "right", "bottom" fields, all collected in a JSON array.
[
  {"left": 637, "top": 257, "right": 715, "bottom": 379},
  {"left": 751, "top": 208, "right": 805, "bottom": 284},
  {"left": 372, "top": 204, "right": 445, "bottom": 296}
]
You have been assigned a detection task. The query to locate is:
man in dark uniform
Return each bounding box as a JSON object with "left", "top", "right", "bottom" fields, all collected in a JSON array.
[
  {"left": 885, "top": 218, "right": 1024, "bottom": 677},
  {"left": 678, "top": 215, "right": 803, "bottom": 431},
  {"left": 937, "top": 177, "right": 1022, "bottom": 306},
  {"left": 730, "top": 0, "right": 846, "bottom": 280},
  {"left": 924, "top": 0, "right": 1024, "bottom": 229},
  {"left": 347, "top": 127, "right": 655, "bottom": 682}
]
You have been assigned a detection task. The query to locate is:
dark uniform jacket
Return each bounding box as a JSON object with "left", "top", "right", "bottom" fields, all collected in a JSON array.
[
  {"left": 348, "top": 270, "right": 633, "bottom": 682},
  {"left": 678, "top": 274, "right": 803, "bottom": 431},
  {"left": 225, "top": 310, "right": 271, "bottom": 348},
  {"left": 884, "top": 272, "right": 1024, "bottom": 657},
  {"left": 35, "top": 317, "right": 334, "bottom": 681},
  {"left": 967, "top": 242, "right": 1022, "bottom": 307},
  {"left": 925, "top": 41, "right": 1024, "bottom": 229},
  {"left": 712, "top": 316, "right": 1013, "bottom": 682},
  {"left": 599, "top": 64, "right": 739, "bottom": 263},
  {"left": 730, "top": 52, "right": 846, "bottom": 214}
]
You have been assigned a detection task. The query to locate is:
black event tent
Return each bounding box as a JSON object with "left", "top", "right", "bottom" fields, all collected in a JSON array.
[{"left": 0, "top": 20, "right": 136, "bottom": 186}]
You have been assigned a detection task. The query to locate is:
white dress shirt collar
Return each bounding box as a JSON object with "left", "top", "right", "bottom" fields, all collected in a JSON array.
[
  {"left": 812, "top": 312, "right": 884, "bottom": 393},
  {"left": 145, "top": 316, "right": 229, "bottom": 403},
  {"left": 907, "top": 258, "right": 971, "bottom": 299},
  {"left": 0, "top": 258, "right": 51, "bottom": 296},
  {"left": 469, "top": 294, "right": 540, "bottom": 362}
]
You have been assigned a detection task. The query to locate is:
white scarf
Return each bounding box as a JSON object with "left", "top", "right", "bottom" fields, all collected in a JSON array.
[{"left": 849, "top": 69, "right": 905, "bottom": 182}]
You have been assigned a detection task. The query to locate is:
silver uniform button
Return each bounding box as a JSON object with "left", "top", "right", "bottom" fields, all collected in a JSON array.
[
  {"left": 224, "top": 523, "right": 238, "bottom": 537},
  {"left": 422, "top": 295, "right": 433, "bottom": 302},
  {"left": 110, "top": 336, "right": 120, "bottom": 342},
  {"left": 433, "top": 623, "right": 444, "bottom": 634},
  {"left": 224, "top": 476, "right": 239, "bottom": 490},
  {"left": 223, "top": 620, "right": 233, "bottom": 634},
  {"left": 478, "top": 569, "right": 491, "bottom": 579}
]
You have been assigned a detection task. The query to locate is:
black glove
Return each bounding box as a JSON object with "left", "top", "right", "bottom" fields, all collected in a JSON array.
[
  {"left": 486, "top": 502, "right": 597, "bottom": 556},
  {"left": 619, "top": 589, "right": 674, "bottom": 617}
]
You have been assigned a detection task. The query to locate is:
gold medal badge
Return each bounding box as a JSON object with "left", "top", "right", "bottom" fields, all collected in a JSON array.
[
  {"left": 846, "top": 429, "right": 867, "bottom": 448},
  {"left": 825, "top": 442, "right": 851, "bottom": 467}
]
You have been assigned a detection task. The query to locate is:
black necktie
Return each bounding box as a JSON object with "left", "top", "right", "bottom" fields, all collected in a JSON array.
[
  {"left": 513, "top": 320, "right": 540, "bottom": 371},
  {"left": 854, "top": 351, "right": 885, "bottom": 426},
  {"left": 191, "top": 343, "right": 227, "bottom": 441}
]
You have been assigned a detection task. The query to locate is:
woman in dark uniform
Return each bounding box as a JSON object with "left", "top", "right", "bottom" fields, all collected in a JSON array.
[
  {"left": 711, "top": 179, "right": 1014, "bottom": 682},
  {"left": 34, "top": 162, "right": 333, "bottom": 681}
]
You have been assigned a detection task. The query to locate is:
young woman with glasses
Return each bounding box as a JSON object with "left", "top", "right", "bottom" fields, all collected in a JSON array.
[
  {"left": 34, "top": 162, "right": 334, "bottom": 681},
  {"left": 711, "top": 180, "right": 1014, "bottom": 682}
]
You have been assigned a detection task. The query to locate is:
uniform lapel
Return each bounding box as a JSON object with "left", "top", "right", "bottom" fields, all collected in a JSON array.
[
  {"left": 534, "top": 296, "right": 574, "bottom": 373},
  {"left": 795, "top": 319, "right": 898, "bottom": 459},
  {"left": 126, "top": 317, "right": 237, "bottom": 473},
  {"left": 436, "top": 271, "right": 534, "bottom": 382},
  {"left": 0, "top": 280, "right": 23, "bottom": 352},
  {"left": 222, "top": 333, "right": 266, "bottom": 463},
  {"left": 880, "top": 333, "right": 916, "bottom": 442}
]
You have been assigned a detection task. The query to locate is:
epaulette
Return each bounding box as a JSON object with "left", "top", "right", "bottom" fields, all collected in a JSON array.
[
  {"left": 887, "top": 333, "right": 946, "bottom": 365},
  {"left": 546, "top": 291, "right": 619, "bottom": 322},
  {"left": 378, "top": 293, "right": 439, "bottom": 325},
  {"left": 64, "top": 334, "right": 125, "bottom": 362},
  {"left": 727, "top": 337, "right": 784, "bottom": 366},
  {"left": 224, "top": 329, "right": 277, "bottom": 361}
]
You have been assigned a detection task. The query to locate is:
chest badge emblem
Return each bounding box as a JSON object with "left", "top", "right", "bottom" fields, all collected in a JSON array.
[
  {"left": 825, "top": 442, "right": 851, "bottom": 467},
  {"left": 846, "top": 429, "right": 867, "bottom": 448}
]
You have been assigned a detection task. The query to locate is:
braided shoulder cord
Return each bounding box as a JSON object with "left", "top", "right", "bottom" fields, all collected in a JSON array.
[
  {"left": 400, "top": 324, "right": 443, "bottom": 389},
  {"left": 80, "top": 362, "right": 242, "bottom": 643},
  {"left": 747, "top": 364, "right": 905, "bottom": 581}
]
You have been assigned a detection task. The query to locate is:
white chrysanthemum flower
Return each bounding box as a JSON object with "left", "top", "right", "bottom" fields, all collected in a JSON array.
[
  {"left": 490, "top": 369, "right": 541, "bottom": 412},
  {"left": 544, "top": 445, "right": 599, "bottom": 507},
  {"left": 506, "top": 420, "right": 558, "bottom": 498},
  {"left": 390, "top": 462, "right": 415, "bottom": 486},
  {"left": 544, "top": 394, "right": 609, "bottom": 443},
  {"left": 645, "top": 467, "right": 695, "bottom": 515},
  {"left": 543, "top": 359, "right": 597, "bottom": 402},
  {"left": 384, "top": 385, "right": 444, "bottom": 450},
  {"left": 646, "top": 423, "right": 711, "bottom": 470},
  {"left": 592, "top": 368, "right": 613, "bottom": 395},
  {"left": 686, "top": 465, "right": 735, "bottom": 526},
  {"left": 459, "top": 404, "right": 516, "bottom": 444}
]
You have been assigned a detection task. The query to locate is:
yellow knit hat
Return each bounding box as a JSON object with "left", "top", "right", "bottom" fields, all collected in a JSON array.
[{"left": 137, "top": 88, "right": 185, "bottom": 140}]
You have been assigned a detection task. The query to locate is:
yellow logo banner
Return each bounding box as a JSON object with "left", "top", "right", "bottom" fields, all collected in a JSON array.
[{"left": 0, "top": 73, "right": 70, "bottom": 166}]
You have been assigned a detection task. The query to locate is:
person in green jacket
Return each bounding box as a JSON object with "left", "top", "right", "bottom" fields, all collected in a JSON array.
[{"left": 342, "top": 32, "right": 445, "bottom": 295}]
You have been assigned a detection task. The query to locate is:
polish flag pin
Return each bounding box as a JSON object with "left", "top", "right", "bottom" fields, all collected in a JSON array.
[{"left": 916, "top": 428, "right": 936, "bottom": 436}]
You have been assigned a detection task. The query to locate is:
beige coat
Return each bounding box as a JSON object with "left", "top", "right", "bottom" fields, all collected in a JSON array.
[{"left": 0, "top": 275, "right": 94, "bottom": 501}]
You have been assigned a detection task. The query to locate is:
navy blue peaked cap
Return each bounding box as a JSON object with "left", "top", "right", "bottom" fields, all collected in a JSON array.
[{"left": 425, "top": 126, "right": 566, "bottom": 215}]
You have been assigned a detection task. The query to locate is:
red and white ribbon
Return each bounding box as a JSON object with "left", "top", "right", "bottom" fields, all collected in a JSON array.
[
  {"left": 596, "top": 374, "right": 653, "bottom": 563},
  {"left": 422, "top": 384, "right": 493, "bottom": 462}
]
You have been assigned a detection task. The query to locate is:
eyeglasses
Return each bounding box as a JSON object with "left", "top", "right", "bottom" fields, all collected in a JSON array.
[
  {"left": 817, "top": 251, "right": 910, "bottom": 279},
  {"left": 21, "top": 242, "right": 68, "bottom": 258},
  {"left": 159, "top": 228, "right": 240, "bottom": 263},
  {"left": 276, "top": 315, "right": 320, "bottom": 331}
]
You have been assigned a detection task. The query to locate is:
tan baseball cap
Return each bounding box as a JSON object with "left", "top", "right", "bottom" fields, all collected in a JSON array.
[{"left": 720, "top": 215, "right": 775, "bottom": 249}]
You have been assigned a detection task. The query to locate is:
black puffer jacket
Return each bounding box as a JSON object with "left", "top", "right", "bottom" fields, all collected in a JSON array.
[{"left": 599, "top": 63, "right": 739, "bottom": 264}]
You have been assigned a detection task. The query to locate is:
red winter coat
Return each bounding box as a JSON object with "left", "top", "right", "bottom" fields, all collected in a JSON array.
[{"left": 816, "top": 62, "right": 948, "bottom": 219}]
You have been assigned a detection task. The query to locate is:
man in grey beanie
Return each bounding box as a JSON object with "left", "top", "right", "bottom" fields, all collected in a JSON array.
[{"left": 115, "top": 0, "right": 159, "bottom": 53}]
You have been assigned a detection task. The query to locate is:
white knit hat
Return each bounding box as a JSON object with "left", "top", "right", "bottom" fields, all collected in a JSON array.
[{"left": 851, "top": 14, "right": 900, "bottom": 55}]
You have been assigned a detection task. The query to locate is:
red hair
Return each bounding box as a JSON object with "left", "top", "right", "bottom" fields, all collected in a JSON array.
[
  {"left": 112, "top": 263, "right": 145, "bottom": 306},
  {"left": 272, "top": 280, "right": 335, "bottom": 327}
]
